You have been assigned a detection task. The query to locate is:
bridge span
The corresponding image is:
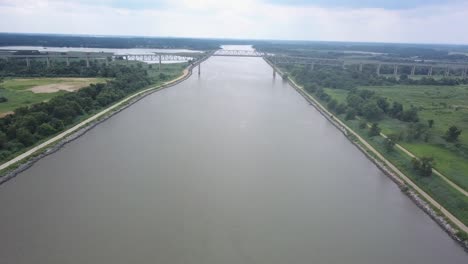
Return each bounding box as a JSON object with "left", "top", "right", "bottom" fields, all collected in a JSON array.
[
  {"left": 211, "top": 50, "right": 467, "bottom": 78},
  {"left": 0, "top": 51, "right": 207, "bottom": 70},
  {"left": 1, "top": 49, "right": 467, "bottom": 78}
]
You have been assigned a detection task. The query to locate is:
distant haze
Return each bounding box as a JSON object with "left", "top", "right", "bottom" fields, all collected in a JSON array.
[{"left": 0, "top": 0, "right": 467, "bottom": 44}]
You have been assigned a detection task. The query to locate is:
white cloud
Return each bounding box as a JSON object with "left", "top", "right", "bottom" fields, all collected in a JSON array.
[{"left": 0, "top": 0, "right": 467, "bottom": 44}]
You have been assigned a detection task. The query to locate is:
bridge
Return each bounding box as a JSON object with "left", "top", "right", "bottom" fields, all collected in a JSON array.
[
  {"left": 0, "top": 51, "right": 207, "bottom": 70},
  {"left": 213, "top": 50, "right": 267, "bottom": 57},
  {"left": 1, "top": 49, "right": 467, "bottom": 78},
  {"left": 211, "top": 50, "right": 468, "bottom": 78}
]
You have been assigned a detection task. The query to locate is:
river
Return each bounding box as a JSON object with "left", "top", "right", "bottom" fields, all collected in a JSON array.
[{"left": 0, "top": 47, "right": 466, "bottom": 263}]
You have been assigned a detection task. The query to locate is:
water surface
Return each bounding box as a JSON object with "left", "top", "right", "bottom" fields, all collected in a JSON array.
[{"left": 0, "top": 53, "right": 466, "bottom": 263}]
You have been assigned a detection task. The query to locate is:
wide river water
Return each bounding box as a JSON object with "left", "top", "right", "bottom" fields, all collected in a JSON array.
[{"left": 0, "top": 51, "right": 467, "bottom": 263}]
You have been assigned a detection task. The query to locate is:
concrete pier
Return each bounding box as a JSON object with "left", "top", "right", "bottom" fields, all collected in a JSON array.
[
  {"left": 46, "top": 57, "right": 50, "bottom": 68},
  {"left": 26, "top": 58, "right": 30, "bottom": 68},
  {"left": 411, "top": 65, "right": 416, "bottom": 76},
  {"left": 66, "top": 57, "right": 70, "bottom": 66},
  {"left": 359, "top": 63, "right": 363, "bottom": 72},
  {"left": 428, "top": 66, "right": 433, "bottom": 76},
  {"left": 376, "top": 64, "right": 381, "bottom": 75},
  {"left": 159, "top": 55, "right": 162, "bottom": 71},
  {"left": 86, "top": 57, "right": 90, "bottom": 68},
  {"left": 393, "top": 65, "right": 398, "bottom": 76}
]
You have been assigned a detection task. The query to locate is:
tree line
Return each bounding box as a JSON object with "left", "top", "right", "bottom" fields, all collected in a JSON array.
[{"left": 0, "top": 63, "right": 152, "bottom": 162}]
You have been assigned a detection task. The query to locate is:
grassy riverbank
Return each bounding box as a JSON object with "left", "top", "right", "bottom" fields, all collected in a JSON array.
[
  {"left": 324, "top": 85, "right": 468, "bottom": 191},
  {"left": 318, "top": 86, "right": 468, "bottom": 226},
  {"left": 272, "top": 63, "right": 468, "bottom": 235}
]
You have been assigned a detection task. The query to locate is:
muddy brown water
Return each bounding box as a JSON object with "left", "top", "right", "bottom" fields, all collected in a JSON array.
[{"left": 0, "top": 54, "right": 467, "bottom": 263}]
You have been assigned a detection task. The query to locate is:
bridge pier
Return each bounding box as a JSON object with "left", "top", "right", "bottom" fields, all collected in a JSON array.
[
  {"left": 393, "top": 65, "right": 398, "bottom": 76},
  {"left": 376, "top": 64, "right": 381, "bottom": 76},
  {"left": 273, "top": 69, "right": 276, "bottom": 77},
  {"left": 359, "top": 63, "right": 363, "bottom": 72},
  {"left": 462, "top": 68, "right": 467, "bottom": 78},
  {"left": 86, "top": 57, "right": 90, "bottom": 68},
  {"left": 445, "top": 67, "right": 450, "bottom": 77},
  {"left": 411, "top": 65, "right": 416, "bottom": 76},
  {"left": 198, "top": 63, "right": 201, "bottom": 75},
  {"left": 428, "top": 66, "right": 433, "bottom": 76},
  {"left": 26, "top": 57, "right": 30, "bottom": 68},
  {"left": 159, "top": 55, "right": 161, "bottom": 71},
  {"left": 46, "top": 57, "right": 50, "bottom": 68},
  {"left": 66, "top": 57, "right": 70, "bottom": 66}
]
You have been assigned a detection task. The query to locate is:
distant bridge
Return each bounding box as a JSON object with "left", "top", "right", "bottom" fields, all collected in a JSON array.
[
  {"left": 0, "top": 51, "right": 207, "bottom": 69},
  {"left": 213, "top": 50, "right": 267, "bottom": 57},
  {"left": 211, "top": 50, "right": 467, "bottom": 78},
  {"left": 267, "top": 55, "right": 468, "bottom": 78},
  {"left": 1, "top": 49, "right": 467, "bottom": 78}
]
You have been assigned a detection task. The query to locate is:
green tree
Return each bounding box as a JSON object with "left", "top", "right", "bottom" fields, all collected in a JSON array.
[
  {"left": 359, "top": 121, "right": 367, "bottom": 129},
  {"left": 17, "top": 127, "right": 35, "bottom": 146},
  {"left": 406, "top": 122, "right": 428, "bottom": 140},
  {"left": 327, "top": 99, "right": 338, "bottom": 111},
  {"left": 345, "top": 109, "right": 356, "bottom": 120},
  {"left": 445, "top": 125, "right": 462, "bottom": 142},
  {"left": 376, "top": 97, "right": 389, "bottom": 113},
  {"left": 37, "top": 123, "right": 57, "bottom": 137},
  {"left": 427, "top": 119, "right": 434, "bottom": 128},
  {"left": 384, "top": 137, "right": 395, "bottom": 152},
  {"left": 335, "top": 103, "right": 347, "bottom": 115},
  {"left": 368, "top": 123, "right": 381, "bottom": 137},
  {"left": 0, "top": 131, "right": 7, "bottom": 148},
  {"left": 389, "top": 101, "right": 403, "bottom": 119},
  {"left": 400, "top": 107, "right": 419, "bottom": 122},
  {"left": 411, "top": 157, "right": 434, "bottom": 176},
  {"left": 362, "top": 101, "right": 383, "bottom": 121}
]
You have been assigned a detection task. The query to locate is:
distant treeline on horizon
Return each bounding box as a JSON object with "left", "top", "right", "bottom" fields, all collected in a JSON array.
[{"left": 0, "top": 33, "right": 468, "bottom": 61}]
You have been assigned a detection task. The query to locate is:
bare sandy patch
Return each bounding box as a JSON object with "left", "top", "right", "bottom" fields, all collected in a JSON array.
[
  {"left": 30, "top": 82, "right": 91, "bottom": 93},
  {"left": 0, "top": 111, "right": 14, "bottom": 118}
]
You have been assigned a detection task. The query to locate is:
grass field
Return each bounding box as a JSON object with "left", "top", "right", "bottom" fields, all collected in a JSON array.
[
  {"left": 325, "top": 85, "right": 468, "bottom": 191},
  {"left": 348, "top": 119, "right": 468, "bottom": 226},
  {"left": 0, "top": 77, "right": 107, "bottom": 115},
  {"left": 316, "top": 86, "right": 468, "bottom": 226}
]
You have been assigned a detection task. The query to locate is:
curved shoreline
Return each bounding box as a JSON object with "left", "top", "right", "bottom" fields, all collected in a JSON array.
[
  {"left": 0, "top": 57, "right": 209, "bottom": 186},
  {"left": 265, "top": 58, "right": 468, "bottom": 251}
]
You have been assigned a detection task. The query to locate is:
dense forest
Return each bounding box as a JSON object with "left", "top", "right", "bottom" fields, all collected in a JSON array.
[{"left": 0, "top": 62, "right": 154, "bottom": 161}]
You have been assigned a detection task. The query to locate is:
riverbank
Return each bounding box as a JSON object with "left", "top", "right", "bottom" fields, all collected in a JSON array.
[
  {"left": 265, "top": 58, "right": 468, "bottom": 250},
  {"left": 0, "top": 56, "right": 209, "bottom": 185}
]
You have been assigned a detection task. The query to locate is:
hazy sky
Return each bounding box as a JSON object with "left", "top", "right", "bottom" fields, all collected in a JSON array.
[{"left": 1, "top": 0, "right": 467, "bottom": 44}]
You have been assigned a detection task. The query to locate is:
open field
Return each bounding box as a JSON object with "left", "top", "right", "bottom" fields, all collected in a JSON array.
[{"left": 0, "top": 77, "right": 108, "bottom": 114}]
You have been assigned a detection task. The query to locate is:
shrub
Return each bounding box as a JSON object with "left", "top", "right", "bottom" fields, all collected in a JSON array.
[{"left": 368, "top": 123, "right": 381, "bottom": 137}]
